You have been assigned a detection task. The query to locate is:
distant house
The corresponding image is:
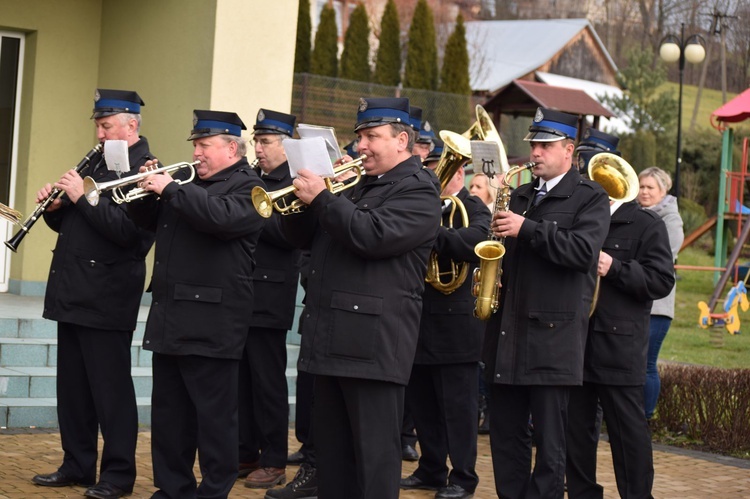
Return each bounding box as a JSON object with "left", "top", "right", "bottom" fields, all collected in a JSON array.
[{"left": 465, "top": 18, "right": 628, "bottom": 134}]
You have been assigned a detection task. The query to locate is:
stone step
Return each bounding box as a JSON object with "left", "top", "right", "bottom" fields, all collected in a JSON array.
[
  {"left": 0, "top": 338, "right": 153, "bottom": 368},
  {"left": 0, "top": 365, "right": 299, "bottom": 398},
  {"left": 0, "top": 396, "right": 298, "bottom": 429}
]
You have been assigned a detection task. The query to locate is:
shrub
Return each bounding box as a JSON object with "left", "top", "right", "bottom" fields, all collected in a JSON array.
[{"left": 654, "top": 363, "right": 750, "bottom": 456}]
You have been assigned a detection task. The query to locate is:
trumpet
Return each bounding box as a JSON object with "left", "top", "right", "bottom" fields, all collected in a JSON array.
[
  {"left": 83, "top": 161, "right": 198, "bottom": 206},
  {"left": 251, "top": 155, "right": 366, "bottom": 218},
  {"left": 1, "top": 143, "right": 103, "bottom": 252}
]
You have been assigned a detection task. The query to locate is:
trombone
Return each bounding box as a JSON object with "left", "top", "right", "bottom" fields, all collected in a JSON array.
[
  {"left": 83, "top": 161, "right": 198, "bottom": 206},
  {"left": 251, "top": 155, "right": 366, "bottom": 218}
]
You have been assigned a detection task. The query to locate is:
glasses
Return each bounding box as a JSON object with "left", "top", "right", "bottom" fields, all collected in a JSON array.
[{"left": 251, "top": 137, "right": 282, "bottom": 148}]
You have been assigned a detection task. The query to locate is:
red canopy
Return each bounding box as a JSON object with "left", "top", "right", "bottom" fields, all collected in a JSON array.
[{"left": 712, "top": 87, "right": 750, "bottom": 125}]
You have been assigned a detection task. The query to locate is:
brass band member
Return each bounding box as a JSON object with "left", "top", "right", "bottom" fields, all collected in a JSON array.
[
  {"left": 483, "top": 108, "right": 610, "bottom": 499},
  {"left": 279, "top": 97, "right": 441, "bottom": 499},
  {"left": 401, "top": 154, "right": 491, "bottom": 499},
  {"left": 565, "top": 130, "right": 674, "bottom": 498},
  {"left": 128, "top": 110, "right": 266, "bottom": 498},
  {"left": 32, "top": 89, "right": 156, "bottom": 499}
]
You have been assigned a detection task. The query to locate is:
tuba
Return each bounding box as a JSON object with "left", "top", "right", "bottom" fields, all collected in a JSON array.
[
  {"left": 587, "top": 152, "right": 639, "bottom": 316},
  {"left": 472, "top": 162, "right": 535, "bottom": 320},
  {"left": 463, "top": 105, "right": 510, "bottom": 174},
  {"left": 424, "top": 131, "right": 472, "bottom": 294}
]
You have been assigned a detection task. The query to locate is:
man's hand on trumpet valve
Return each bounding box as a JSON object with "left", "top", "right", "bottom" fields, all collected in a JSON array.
[
  {"left": 292, "top": 169, "right": 327, "bottom": 205},
  {"left": 333, "top": 155, "right": 358, "bottom": 183},
  {"left": 54, "top": 169, "right": 85, "bottom": 204},
  {"left": 138, "top": 159, "right": 172, "bottom": 196},
  {"left": 491, "top": 210, "right": 524, "bottom": 239}
]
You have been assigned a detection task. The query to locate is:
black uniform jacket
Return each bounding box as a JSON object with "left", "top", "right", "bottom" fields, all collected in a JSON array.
[
  {"left": 281, "top": 155, "right": 441, "bottom": 385},
  {"left": 584, "top": 201, "right": 675, "bottom": 386},
  {"left": 128, "top": 157, "right": 265, "bottom": 359},
  {"left": 415, "top": 188, "right": 491, "bottom": 365},
  {"left": 43, "top": 137, "right": 156, "bottom": 331},
  {"left": 483, "top": 168, "right": 610, "bottom": 386},
  {"left": 251, "top": 161, "right": 301, "bottom": 330}
]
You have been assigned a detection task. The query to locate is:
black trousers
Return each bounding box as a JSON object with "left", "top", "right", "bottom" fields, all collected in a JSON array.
[
  {"left": 56, "top": 322, "right": 137, "bottom": 491},
  {"left": 314, "top": 375, "right": 403, "bottom": 499},
  {"left": 406, "top": 363, "right": 479, "bottom": 492},
  {"left": 150, "top": 353, "right": 239, "bottom": 499},
  {"left": 489, "top": 384, "right": 570, "bottom": 499},
  {"left": 566, "top": 383, "right": 654, "bottom": 499},
  {"left": 238, "top": 327, "right": 289, "bottom": 468},
  {"left": 294, "top": 369, "right": 316, "bottom": 465}
]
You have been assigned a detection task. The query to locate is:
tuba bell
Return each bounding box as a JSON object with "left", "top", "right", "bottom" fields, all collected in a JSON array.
[
  {"left": 424, "top": 131, "right": 472, "bottom": 294},
  {"left": 586, "top": 152, "right": 639, "bottom": 316},
  {"left": 463, "top": 105, "right": 510, "bottom": 174}
]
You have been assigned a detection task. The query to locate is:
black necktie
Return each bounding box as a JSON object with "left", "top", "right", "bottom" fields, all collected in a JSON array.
[{"left": 533, "top": 183, "right": 547, "bottom": 206}]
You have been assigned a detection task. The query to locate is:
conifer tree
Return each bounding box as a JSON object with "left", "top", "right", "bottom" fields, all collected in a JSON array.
[
  {"left": 439, "top": 13, "right": 471, "bottom": 95},
  {"left": 340, "top": 3, "right": 371, "bottom": 81},
  {"left": 373, "top": 0, "right": 401, "bottom": 86},
  {"left": 294, "top": 0, "right": 312, "bottom": 73},
  {"left": 311, "top": 3, "right": 339, "bottom": 77},
  {"left": 403, "top": 0, "right": 438, "bottom": 90}
]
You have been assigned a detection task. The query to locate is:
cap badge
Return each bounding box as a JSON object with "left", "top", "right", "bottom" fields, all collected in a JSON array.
[
  {"left": 94, "top": 90, "right": 101, "bottom": 102},
  {"left": 583, "top": 129, "right": 591, "bottom": 139},
  {"left": 192, "top": 112, "right": 198, "bottom": 127},
  {"left": 358, "top": 98, "right": 368, "bottom": 112},
  {"left": 423, "top": 121, "right": 432, "bottom": 132},
  {"left": 257, "top": 110, "right": 265, "bottom": 122},
  {"left": 534, "top": 108, "right": 544, "bottom": 123}
]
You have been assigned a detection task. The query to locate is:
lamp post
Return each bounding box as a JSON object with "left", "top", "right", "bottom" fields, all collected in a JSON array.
[{"left": 659, "top": 23, "right": 706, "bottom": 200}]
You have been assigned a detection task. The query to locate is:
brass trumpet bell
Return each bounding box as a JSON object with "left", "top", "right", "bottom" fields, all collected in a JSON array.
[{"left": 83, "top": 161, "right": 198, "bottom": 206}]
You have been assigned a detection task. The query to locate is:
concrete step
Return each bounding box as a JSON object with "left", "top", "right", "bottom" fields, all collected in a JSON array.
[
  {"left": 0, "top": 338, "right": 153, "bottom": 368},
  {"left": 0, "top": 396, "right": 298, "bottom": 429}
]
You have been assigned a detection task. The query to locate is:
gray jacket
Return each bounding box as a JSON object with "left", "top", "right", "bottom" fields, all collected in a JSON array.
[{"left": 644, "top": 194, "right": 683, "bottom": 318}]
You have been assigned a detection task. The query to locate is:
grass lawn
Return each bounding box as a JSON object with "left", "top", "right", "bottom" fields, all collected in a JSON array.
[
  {"left": 658, "top": 82, "right": 736, "bottom": 131},
  {"left": 666, "top": 244, "right": 750, "bottom": 368}
]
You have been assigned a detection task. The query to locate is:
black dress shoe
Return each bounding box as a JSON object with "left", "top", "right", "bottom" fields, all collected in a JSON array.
[
  {"left": 84, "top": 481, "right": 129, "bottom": 498},
  {"left": 436, "top": 484, "right": 474, "bottom": 499},
  {"left": 399, "top": 474, "right": 442, "bottom": 491},
  {"left": 287, "top": 450, "right": 306, "bottom": 465},
  {"left": 32, "top": 471, "right": 94, "bottom": 488},
  {"left": 401, "top": 443, "right": 419, "bottom": 461}
]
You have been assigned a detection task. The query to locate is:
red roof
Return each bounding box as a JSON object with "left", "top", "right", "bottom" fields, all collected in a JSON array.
[
  {"left": 486, "top": 79, "right": 615, "bottom": 118},
  {"left": 712, "top": 87, "right": 750, "bottom": 124}
]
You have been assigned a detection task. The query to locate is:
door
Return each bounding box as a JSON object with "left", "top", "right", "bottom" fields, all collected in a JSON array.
[{"left": 0, "top": 32, "right": 24, "bottom": 292}]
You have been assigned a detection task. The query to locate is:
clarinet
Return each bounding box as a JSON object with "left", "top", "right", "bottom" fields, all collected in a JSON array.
[{"left": 5, "top": 143, "right": 103, "bottom": 252}]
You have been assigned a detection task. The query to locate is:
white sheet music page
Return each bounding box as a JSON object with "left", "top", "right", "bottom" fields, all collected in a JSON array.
[
  {"left": 103, "top": 140, "right": 129, "bottom": 174},
  {"left": 283, "top": 137, "right": 336, "bottom": 178},
  {"left": 297, "top": 123, "right": 342, "bottom": 162},
  {"left": 471, "top": 141, "right": 501, "bottom": 180}
]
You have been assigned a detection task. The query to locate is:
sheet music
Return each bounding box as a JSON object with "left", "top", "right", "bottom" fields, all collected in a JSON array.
[
  {"left": 471, "top": 141, "right": 501, "bottom": 179},
  {"left": 283, "top": 137, "right": 336, "bottom": 178},
  {"left": 297, "top": 123, "right": 342, "bottom": 162},
  {"left": 103, "top": 140, "right": 129, "bottom": 174}
]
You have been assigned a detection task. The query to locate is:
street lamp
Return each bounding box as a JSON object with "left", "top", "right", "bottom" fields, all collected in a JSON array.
[{"left": 660, "top": 23, "right": 706, "bottom": 200}]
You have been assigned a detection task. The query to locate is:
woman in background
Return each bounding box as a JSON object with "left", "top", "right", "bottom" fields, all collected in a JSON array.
[
  {"left": 637, "top": 166, "right": 684, "bottom": 420},
  {"left": 468, "top": 172, "right": 498, "bottom": 212}
]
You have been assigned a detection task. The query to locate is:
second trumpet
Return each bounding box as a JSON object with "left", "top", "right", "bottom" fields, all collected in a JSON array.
[
  {"left": 84, "top": 161, "right": 198, "bottom": 206},
  {"left": 252, "top": 155, "right": 366, "bottom": 218}
]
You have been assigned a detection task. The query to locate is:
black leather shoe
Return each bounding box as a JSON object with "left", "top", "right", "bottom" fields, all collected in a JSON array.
[
  {"left": 436, "top": 484, "right": 474, "bottom": 499},
  {"left": 84, "top": 481, "right": 129, "bottom": 498},
  {"left": 32, "top": 471, "right": 94, "bottom": 488},
  {"left": 399, "top": 474, "right": 442, "bottom": 491},
  {"left": 401, "top": 444, "right": 419, "bottom": 461},
  {"left": 287, "top": 450, "right": 306, "bottom": 465}
]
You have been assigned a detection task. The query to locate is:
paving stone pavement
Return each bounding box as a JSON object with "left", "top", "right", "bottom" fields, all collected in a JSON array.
[{"left": 1, "top": 428, "right": 748, "bottom": 498}]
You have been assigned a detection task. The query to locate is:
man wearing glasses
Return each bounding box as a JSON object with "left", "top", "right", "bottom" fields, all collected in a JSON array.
[{"left": 239, "top": 109, "right": 302, "bottom": 490}]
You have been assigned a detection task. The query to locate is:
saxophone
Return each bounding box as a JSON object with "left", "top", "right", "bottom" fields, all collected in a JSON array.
[{"left": 471, "top": 162, "right": 535, "bottom": 320}]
